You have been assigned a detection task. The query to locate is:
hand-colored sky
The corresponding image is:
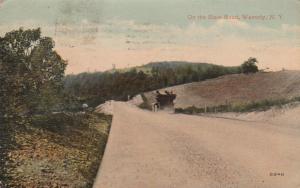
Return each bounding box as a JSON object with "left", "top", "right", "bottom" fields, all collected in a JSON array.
[{"left": 0, "top": 0, "right": 299, "bottom": 74}]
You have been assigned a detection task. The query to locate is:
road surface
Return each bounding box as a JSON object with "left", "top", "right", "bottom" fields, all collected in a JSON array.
[{"left": 93, "top": 102, "right": 300, "bottom": 188}]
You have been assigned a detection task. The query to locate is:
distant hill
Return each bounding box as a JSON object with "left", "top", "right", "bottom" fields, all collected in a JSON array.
[
  {"left": 144, "top": 61, "right": 213, "bottom": 69},
  {"left": 111, "top": 61, "right": 238, "bottom": 74}
]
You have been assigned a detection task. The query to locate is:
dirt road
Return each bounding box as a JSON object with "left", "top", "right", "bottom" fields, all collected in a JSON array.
[{"left": 93, "top": 102, "right": 300, "bottom": 188}]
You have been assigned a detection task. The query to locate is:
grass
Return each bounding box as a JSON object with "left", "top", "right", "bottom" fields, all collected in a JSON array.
[
  {"left": 0, "top": 111, "right": 112, "bottom": 188},
  {"left": 175, "top": 96, "right": 300, "bottom": 115}
]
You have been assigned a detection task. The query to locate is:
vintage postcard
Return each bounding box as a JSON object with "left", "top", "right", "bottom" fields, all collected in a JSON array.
[{"left": 1, "top": 0, "right": 300, "bottom": 187}]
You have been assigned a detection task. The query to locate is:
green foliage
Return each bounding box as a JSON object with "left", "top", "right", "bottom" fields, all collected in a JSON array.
[
  {"left": 64, "top": 62, "right": 241, "bottom": 107},
  {"left": 241, "top": 57, "right": 259, "bottom": 74},
  {"left": 0, "top": 28, "right": 67, "bottom": 119}
]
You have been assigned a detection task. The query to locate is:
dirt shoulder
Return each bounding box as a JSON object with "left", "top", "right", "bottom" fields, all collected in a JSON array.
[
  {"left": 207, "top": 102, "right": 300, "bottom": 129},
  {"left": 1, "top": 112, "right": 112, "bottom": 188}
]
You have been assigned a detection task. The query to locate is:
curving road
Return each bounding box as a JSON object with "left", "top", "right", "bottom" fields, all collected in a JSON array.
[{"left": 93, "top": 102, "right": 300, "bottom": 188}]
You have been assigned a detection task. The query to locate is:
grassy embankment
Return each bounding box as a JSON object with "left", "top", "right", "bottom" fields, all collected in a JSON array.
[
  {"left": 0, "top": 112, "right": 112, "bottom": 188},
  {"left": 175, "top": 96, "right": 300, "bottom": 114}
]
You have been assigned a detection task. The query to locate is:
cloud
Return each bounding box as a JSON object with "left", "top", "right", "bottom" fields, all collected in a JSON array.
[
  {"left": 282, "top": 24, "right": 300, "bottom": 33},
  {"left": 1, "top": 18, "right": 299, "bottom": 73}
]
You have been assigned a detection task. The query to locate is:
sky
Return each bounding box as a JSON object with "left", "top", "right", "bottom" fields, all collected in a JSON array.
[{"left": 0, "top": 0, "right": 300, "bottom": 74}]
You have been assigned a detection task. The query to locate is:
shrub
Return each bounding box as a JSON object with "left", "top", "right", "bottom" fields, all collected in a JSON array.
[{"left": 241, "top": 57, "right": 259, "bottom": 74}]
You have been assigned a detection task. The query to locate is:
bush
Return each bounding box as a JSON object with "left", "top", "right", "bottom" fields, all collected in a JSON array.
[{"left": 241, "top": 57, "right": 258, "bottom": 74}]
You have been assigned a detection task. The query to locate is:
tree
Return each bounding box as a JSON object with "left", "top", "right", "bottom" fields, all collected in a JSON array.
[
  {"left": 0, "top": 28, "right": 67, "bottom": 119},
  {"left": 241, "top": 57, "right": 258, "bottom": 74}
]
